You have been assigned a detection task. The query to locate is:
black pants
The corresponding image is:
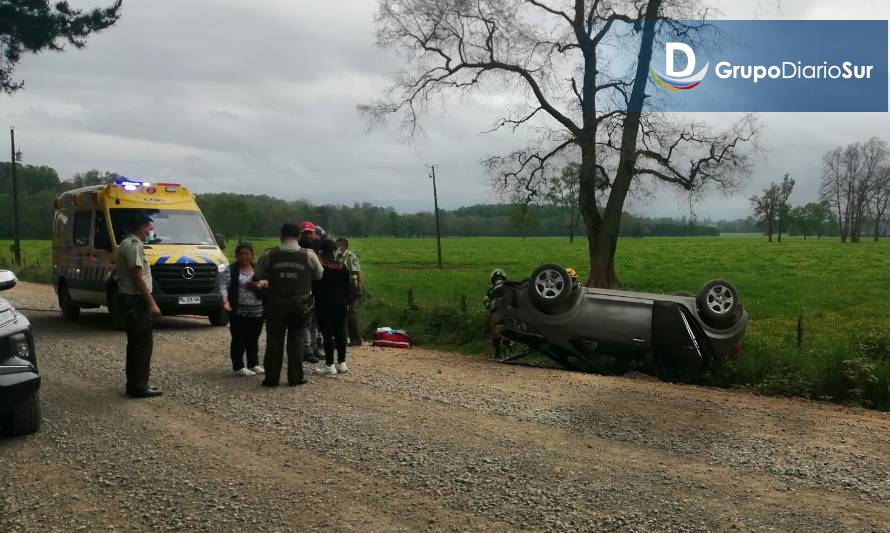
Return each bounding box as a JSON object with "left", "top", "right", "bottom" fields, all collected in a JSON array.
[
  {"left": 317, "top": 306, "right": 348, "bottom": 365},
  {"left": 346, "top": 300, "right": 362, "bottom": 346},
  {"left": 120, "top": 294, "right": 153, "bottom": 393},
  {"left": 263, "top": 304, "right": 307, "bottom": 385},
  {"left": 229, "top": 314, "right": 264, "bottom": 371}
]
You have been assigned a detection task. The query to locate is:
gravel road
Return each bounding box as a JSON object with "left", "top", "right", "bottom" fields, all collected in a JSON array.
[{"left": 2, "top": 281, "right": 889, "bottom": 532}]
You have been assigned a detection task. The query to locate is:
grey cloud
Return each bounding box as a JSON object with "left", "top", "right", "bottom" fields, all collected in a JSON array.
[{"left": 2, "top": 0, "right": 889, "bottom": 221}]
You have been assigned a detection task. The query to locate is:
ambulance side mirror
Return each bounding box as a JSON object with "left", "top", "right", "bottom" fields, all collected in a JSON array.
[{"left": 215, "top": 233, "right": 226, "bottom": 250}]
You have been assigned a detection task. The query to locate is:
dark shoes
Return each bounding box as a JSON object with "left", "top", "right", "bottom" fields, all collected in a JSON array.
[
  {"left": 262, "top": 379, "right": 308, "bottom": 387},
  {"left": 304, "top": 353, "right": 320, "bottom": 364},
  {"left": 127, "top": 387, "right": 162, "bottom": 399}
]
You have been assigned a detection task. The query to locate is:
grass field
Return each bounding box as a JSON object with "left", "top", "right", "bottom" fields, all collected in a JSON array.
[{"left": 2, "top": 236, "right": 889, "bottom": 410}]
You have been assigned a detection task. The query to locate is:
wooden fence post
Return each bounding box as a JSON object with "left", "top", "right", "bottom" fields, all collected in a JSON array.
[{"left": 797, "top": 315, "right": 805, "bottom": 348}]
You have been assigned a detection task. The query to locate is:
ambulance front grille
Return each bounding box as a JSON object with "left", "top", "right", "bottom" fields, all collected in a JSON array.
[{"left": 152, "top": 264, "right": 218, "bottom": 295}]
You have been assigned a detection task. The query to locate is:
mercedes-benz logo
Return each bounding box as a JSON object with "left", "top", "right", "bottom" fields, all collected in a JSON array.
[{"left": 181, "top": 266, "right": 196, "bottom": 280}]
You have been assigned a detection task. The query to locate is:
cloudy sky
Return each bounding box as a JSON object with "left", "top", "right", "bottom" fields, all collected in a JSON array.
[{"left": 2, "top": 0, "right": 889, "bottom": 220}]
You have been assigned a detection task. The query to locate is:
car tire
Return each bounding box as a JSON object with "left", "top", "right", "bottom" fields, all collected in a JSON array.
[
  {"left": 696, "top": 279, "right": 740, "bottom": 329},
  {"left": 528, "top": 264, "right": 573, "bottom": 312},
  {"left": 58, "top": 283, "right": 80, "bottom": 321},
  {"left": 1, "top": 392, "right": 41, "bottom": 437},
  {"left": 209, "top": 308, "right": 229, "bottom": 327}
]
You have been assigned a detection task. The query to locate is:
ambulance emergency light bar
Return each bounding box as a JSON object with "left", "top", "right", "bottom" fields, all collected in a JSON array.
[{"left": 114, "top": 177, "right": 181, "bottom": 192}]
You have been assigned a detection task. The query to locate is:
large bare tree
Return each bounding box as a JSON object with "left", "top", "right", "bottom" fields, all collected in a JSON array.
[
  {"left": 0, "top": 0, "right": 122, "bottom": 93},
  {"left": 361, "top": 0, "right": 758, "bottom": 287},
  {"left": 820, "top": 138, "right": 888, "bottom": 243},
  {"left": 869, "top": 166, "right": 890, "bottom": 241},
  {"left": 750, "top": 175, "right": 793, "bottom": 243},
  {"left": 544, "top": 162, "right": 584, "bottom": 242}
]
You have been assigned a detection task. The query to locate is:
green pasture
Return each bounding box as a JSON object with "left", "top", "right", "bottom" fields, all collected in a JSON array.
[{"left": 3, "top": 236, "right": 889, "bottom": 410}]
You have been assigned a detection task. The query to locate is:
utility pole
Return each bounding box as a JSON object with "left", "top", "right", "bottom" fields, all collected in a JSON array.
[
  {"left": 9, "top": 127, "right": 21, "bottom": 266},
  {"left": 428, "top": 164, "right": 443, "bottom": 269}
]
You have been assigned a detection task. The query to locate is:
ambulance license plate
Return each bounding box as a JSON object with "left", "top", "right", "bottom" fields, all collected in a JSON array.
[{"left": 178, "top": 296, "right": 201, "bottom": 305}]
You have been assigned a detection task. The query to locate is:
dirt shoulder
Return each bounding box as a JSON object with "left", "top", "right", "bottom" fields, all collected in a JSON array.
[{"left": 1, "top": 281, "right": 888, "bottom": 532}]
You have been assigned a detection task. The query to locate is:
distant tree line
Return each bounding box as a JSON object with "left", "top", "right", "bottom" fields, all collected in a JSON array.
[
  {"left": 749, "top": 137, "right": 890, "bottom": 242},
  {"left": 3, "top": 163, "right": 736, "bottom": 240}
]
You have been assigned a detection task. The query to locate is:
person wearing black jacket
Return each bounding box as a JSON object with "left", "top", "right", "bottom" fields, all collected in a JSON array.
[
  {"left": 298, "top": 221, "right": 323, "bottom": 363},
  {"left": 313, "top": 239, "right": 353, "bottom": 376},
  {"left": 218, "top": 243, "right": 265, "bottom": 376}
]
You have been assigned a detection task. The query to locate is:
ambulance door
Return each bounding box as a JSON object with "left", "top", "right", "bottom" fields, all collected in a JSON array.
[
  {"left": 89, "top": 210, "right": 115, "bottom": 305},
  {"left": 67, "top": 209, "right": 95, "bottom": 302}
]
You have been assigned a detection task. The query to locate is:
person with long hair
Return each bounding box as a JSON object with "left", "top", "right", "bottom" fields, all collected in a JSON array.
[
  {"left": 218, "top": 243, "right": 265, "bottom": 376},
  {"left": 313, "top": 239, "right": 352, "bottom": 375}
]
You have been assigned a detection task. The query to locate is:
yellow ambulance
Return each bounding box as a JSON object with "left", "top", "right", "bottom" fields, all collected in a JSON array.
[{"left": 52, "top": 178, "right": 230, "bottom": 326}]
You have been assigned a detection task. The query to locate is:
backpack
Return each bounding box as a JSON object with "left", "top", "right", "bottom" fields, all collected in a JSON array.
[{"left": 372, "top": 327, "right": 412, "bottom": 349}]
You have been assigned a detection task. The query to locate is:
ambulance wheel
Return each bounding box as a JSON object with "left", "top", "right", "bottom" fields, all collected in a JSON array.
[
  {"left": 58, "top": 283, "right": 80, "bottom": 320},
  {"left": 209, "top": 308, "right": 229, "bottom": 327}
]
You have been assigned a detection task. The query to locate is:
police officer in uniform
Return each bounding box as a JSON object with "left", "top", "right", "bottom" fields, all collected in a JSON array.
[
  {"left": 115, "top": 214, "right": 162, "bottom": 398},
  {"left": 255, "top": 223, "right": 323, "bottom": 386},
  {"left": 335, "top": 238, "right": 364, "bottom": 346}
]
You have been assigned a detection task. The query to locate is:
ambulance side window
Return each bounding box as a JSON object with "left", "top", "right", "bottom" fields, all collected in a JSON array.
[
  {"left": 73, "top": 211, "right": 92, "bottom": 247},
  {"left": 94, "top": 211, "right": 112, "bottom": 251}
]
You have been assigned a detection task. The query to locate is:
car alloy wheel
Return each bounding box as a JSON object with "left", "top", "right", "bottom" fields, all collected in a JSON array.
[
  {"left": 705, "top": 284, "right": 735, "bottom": 316},
  {"left": 534, "top": 268, "right": 566, "bottom": 300}
]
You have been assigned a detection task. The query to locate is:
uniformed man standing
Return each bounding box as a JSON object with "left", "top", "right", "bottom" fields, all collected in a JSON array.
[
  {"left": 255, "top": 223, "right": 323, "bottom": 386},
  {"left": 335, "top": 238, "right": 364, "bottom": 346},
  {"left": 115, "top": 214, "right": 162, "bottom": 398}
]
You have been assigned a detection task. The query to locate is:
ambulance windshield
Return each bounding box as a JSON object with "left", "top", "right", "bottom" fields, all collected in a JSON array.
[{"left": 110, "top": 209, "right": 216, "bottom": 246}]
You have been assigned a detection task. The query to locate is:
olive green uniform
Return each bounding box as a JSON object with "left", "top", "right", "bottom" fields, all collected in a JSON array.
[
  {"left": 255, "top": 241, "right": 323, "bottom": 385},
  {"left": 115, "top": 235, "right": 154, "bottom": 393},
  {"left": 336, "top": 248, "right": 363, "bottom": 346}
]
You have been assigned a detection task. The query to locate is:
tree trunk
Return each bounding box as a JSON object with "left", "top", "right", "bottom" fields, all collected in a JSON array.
[
  {"left": 579, "top": 141, "right": 619, "bottom": 287},
  {"left": 767, "top": 219, "right": 774, "bottom": 242},
  {"left": 580, "top": 0, "right": 661, "bottom": 288},
  {"left": 875, "top": 218, "right": 881, "bottom": 241}
]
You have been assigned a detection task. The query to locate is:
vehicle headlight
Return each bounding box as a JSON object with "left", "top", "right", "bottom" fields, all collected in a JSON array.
[
  {"left": 10, "top": 333, "right": 30, "bottom": 359},
  {"left": 0, "top": 308, "right": 16, "bottom": 326},
  {"left": 217, "top": 262, "right": 228, "bottom": 273}
]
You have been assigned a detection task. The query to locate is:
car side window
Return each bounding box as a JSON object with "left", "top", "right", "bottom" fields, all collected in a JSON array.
[
  {"left": 94, "top": 211, "right": 112, "bottom": 251},
  {"left": 73, "top": 210, "right": 92, "bottom": 247}
]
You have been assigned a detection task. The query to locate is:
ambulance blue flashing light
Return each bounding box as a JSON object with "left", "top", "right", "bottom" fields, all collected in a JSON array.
[{"left": 115, "top": 177, "right": 152, "bottom": 192}]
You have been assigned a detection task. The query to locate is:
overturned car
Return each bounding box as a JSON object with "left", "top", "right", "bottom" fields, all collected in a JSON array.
[{"left": 488, "top": 264, "right": 747, "bottom": 382}]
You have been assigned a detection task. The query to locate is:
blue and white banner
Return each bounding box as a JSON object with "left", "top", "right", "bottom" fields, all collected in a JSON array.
[{"left": 645, "top": 20, "right": 888, "bottom": 112}]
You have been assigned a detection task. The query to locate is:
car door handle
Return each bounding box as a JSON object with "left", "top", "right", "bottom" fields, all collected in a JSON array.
[{"left": 632, "top": 338, "right": 646, "bottom": 345}]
